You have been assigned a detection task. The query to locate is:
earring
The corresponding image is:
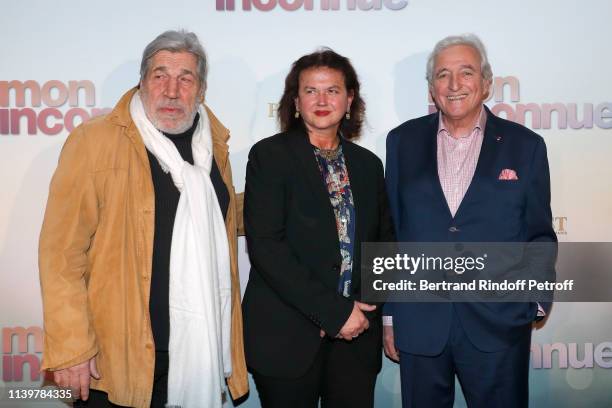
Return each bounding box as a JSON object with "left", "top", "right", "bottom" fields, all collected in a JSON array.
[
  {"left": 295, "top": 111, "right": 300, "bottom": 118},
  {"left": 345, "top": 111, "right": 351, "bottom": 120}
]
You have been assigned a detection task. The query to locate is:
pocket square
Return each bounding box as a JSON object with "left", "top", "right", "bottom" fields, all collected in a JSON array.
[{"left": 498, "top": 169, "right": 518, "bottom": 180}]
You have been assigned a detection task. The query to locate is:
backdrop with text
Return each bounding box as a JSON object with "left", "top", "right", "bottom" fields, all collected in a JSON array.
[{"left": 1, "top": 1, "right": 611, "bottom": 406}]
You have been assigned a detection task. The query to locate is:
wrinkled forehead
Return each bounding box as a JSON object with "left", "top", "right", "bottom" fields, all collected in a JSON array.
[
  {"left": 146, "top": 50, "right": 200, "bottom": 77},
  {"left": 434, "top": 44, "right": 482, "bottom": 71}
]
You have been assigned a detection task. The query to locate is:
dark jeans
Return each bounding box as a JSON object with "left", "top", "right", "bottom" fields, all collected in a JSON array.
[{"left": 74, "top": 351, "right": 169, "bottom": 408}]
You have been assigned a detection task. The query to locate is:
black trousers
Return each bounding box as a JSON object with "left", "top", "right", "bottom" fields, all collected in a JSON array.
[
  {"left": 74, "top": 351, "right": 168, "bottom": 408},
  {"left": 251, "top": 338, "right": 377, "bottom": 408}
]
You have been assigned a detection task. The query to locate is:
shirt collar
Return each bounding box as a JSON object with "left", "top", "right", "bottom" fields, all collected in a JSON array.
[{"left": 437, "top": 106, "right": 487, "bottom": 139}]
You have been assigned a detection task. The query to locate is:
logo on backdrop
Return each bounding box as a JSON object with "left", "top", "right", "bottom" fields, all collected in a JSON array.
[
  {"left": 0, "top": 80, "right": 112, "bottom": 136},
  {"left": 428, "top": 76, "right": 612, "bottom": 130},
  {"left": 268, "top": 103, "right": 279, "bottom": 118},
  {"left": 217, "top": 0, "right": 408, "bottom": 11},
  {"left": 554, "top": 216, "right": 567, "bottom": 235},
  {"left": 2, "top": 326, "right": 44, "bottom": 382},
  {"left": 531, "top": 342, "right": 612, "bottom": 369}
]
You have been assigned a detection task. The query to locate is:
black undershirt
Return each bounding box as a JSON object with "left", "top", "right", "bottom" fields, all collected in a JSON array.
[{"left": 147, "top": 113, "right": 230, "bottom": 351}]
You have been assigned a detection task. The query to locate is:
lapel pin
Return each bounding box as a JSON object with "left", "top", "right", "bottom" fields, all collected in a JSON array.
[{"left": 495, "top": 136, "right": 502, "bottom": 142}]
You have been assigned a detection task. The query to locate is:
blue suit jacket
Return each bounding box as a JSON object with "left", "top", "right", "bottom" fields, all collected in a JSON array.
[{"left": 384, "top": 106, "right": 557, "bottom": 355}]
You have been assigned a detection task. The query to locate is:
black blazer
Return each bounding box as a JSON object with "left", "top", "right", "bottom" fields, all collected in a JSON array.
[{"left": 243, "top": 128, "right": 395, "bottom": 378}]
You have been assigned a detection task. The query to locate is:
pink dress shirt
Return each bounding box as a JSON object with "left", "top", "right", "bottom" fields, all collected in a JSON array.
[{"left": 437, "top": 108, "right": 486, "bottom": 217}]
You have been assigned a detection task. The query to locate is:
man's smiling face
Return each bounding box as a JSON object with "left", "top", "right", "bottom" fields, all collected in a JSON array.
[{"left": 430, "top": 44, "right": 491, "bottom": 128}]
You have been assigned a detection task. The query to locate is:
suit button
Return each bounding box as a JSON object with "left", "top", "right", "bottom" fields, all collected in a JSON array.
[
  {"left": 332, "top": 264, "right": 340, "bottom": 272},
  {"left": 449, "top": 226, "right": 460, "bottom": 233}
]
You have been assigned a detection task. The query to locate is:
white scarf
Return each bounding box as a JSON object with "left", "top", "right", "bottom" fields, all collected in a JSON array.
[{"left": 130, "top": 91, "right": 232, "bottom": 408}]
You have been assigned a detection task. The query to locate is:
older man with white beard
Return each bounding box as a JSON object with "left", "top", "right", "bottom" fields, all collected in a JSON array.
[{"left": 39, "top": 30, "right": 248, "bottom": 408}]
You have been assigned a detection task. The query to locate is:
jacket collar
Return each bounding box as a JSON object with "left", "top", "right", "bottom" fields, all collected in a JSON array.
[
  {"left": 285, "top": 127, "right": 365, "bottom": 262},
  {"left": 428, "top": 104, "right": 503, "bottom": 219},
  {"left": 204, "top": 105, "right": 230, "bottom": 171},
  {"left": 106, "top": 87, "right": 231, "bottom": 170},
  {"left": 286, "top": 127, "right": 341, "bottom": 251},
  {"left": 285, "top": 127, "right": 332, "bottom": 207}
]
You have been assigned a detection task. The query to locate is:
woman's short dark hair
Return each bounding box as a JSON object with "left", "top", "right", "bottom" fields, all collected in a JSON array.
[{"left": 278, "top": 48, "right": 365, "bottom": 140}]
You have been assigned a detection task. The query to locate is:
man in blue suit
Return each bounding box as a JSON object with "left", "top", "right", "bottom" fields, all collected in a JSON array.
[{"left": 383, "top": 34, "right": 556, "bottom": 407}]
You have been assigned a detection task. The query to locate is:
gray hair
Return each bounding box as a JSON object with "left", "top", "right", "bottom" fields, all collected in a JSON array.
[
  {"left": 140, "top": 29, "right": 208, "bottom": 94},
  {"left": 426, "top": 34, "right": 493, "bottom": 86}
]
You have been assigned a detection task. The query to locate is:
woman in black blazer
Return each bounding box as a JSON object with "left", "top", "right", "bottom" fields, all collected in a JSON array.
[{"left": 243, "top": 48, "right": 395, "bottom": 408}]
